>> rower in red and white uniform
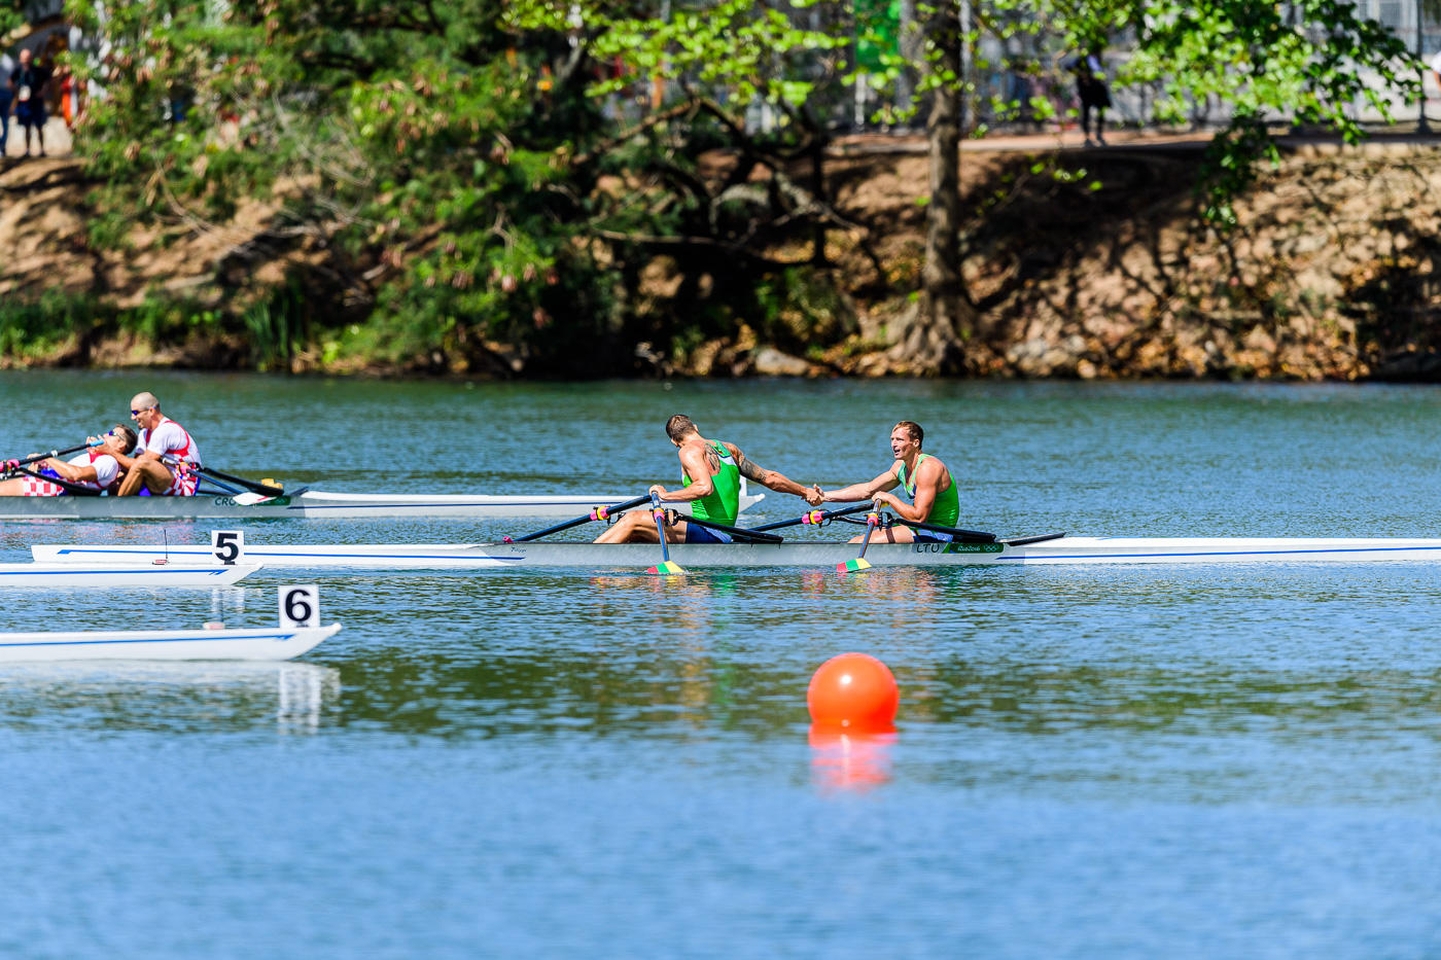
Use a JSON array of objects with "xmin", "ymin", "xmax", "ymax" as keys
[
  {"xmin": 114, "ymin": 392, "xmax": 204, "ymax": 497},
  {"xmin": 0, "ymin": 425, "xmax": 139, "ymax": 496}
]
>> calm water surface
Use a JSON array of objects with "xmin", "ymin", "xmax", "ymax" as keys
[{"xmin": 1, "ymin": 371, "xmax": 1440, "ymax": 957}]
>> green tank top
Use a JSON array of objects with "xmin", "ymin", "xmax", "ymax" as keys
[
  {"xmin": 896, "ymin": 453, "xmax": 959, "ymax": 527},
  {"xmin": 682, "ymin": 440, "xmax": 741, "ymax": 525}
]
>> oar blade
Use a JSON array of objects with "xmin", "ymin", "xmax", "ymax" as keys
[
  {"xmin": 646, "ymin": 494, "xmax": 685, "ymax": 575},
  {"xmin": 837, "ymin": 507, "xmax": 881, "ymax": 574}
]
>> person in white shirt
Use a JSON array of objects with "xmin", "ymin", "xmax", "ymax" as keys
[
  {"xmin": 0, "ymin": 425, "xmax": 138, "ymax": 496},
  {"xmin": 113, "ymin": 392, "xmax": 204, "ymax": 496}
]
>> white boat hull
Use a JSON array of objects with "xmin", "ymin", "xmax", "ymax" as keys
[
  {"xmin": 35, "ymin": 544, "xmax": 511, "ymax": 569},
  {"xmin": 0, "ymin": 484, "xmax": 764, "ymax": 521},
  {"xmin": 31, "ymin": 536, "xmax": 1441, "ymax": 569},
  {"xmin": 0, "ymin": 623, "xmax": 340, "ymax": 661},
  {"xmin": 0, "ymin": 563, "xmax": 260, "ymax": 587}
]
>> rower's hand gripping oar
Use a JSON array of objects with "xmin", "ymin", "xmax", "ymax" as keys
[
  {"xmin": 3, "ymin": 438, "xmax": 104, "ymax": 474},
  {"xmin": 838, "ymin": 503, "xmax": 882, "ymax": 573},
  {"xmin": 647, "ymin": 492, "xmax": 685, "ymax": 576},
  {"xmin": 504, "ymin": 494, "xmax": 653, "ymax": 543}
]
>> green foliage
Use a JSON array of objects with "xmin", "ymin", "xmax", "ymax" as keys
[
  {"xmin": 67, "ymin": 0, "xmax": 620, "ymax": 371},
  {"xmin": 572, "ymin": 0, "xmax": 848, "ymax": 111},
  {"xmin": 881, "ymin": 0, "xmax": 1414, "ymax": 227},
  {"xmin": 0, "ymin": 290, "xmax": 107, "ymax": 359},
  {"xmin": 0, "ymin": 0, "xmax": 24, "ymax": 39},
  {"xmin": 1114, "ymin": 0, "xmax": 1413, "ymax": 224},
  {"xmin": 116, "ymin": 295, "xmax": 221, "ymax": 342},
  {"xmin": 242, "ymin": 280, "xmax": 307, "ymax": 371},
  {"xmin": 752, "ymin": 267, "xmax": 850, "ymax": 348}
]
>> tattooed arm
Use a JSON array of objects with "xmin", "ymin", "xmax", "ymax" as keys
[{"xmin": 725, "ymin": 443, "xmax": 822, "ymax": 505}]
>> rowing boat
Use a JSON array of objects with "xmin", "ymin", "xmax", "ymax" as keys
[
  {"xmin": 0, "ymin": 563, "xmax": 260, "ymax": 587},
  {"xmin": 32, "ymin": 536, "xmax": 1441, "ymax": 569},
  {"xmin": 0, "ymin": 623, "xmax": 339, "ymax": 661},
  {"xmin": 0, "ymin": 482, "xmax": 765, "ymax": 521}
]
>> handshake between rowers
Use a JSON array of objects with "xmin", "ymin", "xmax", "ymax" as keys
[{"xmin": 595, "ymin": 415, "xmax": 959, "ymax": 545}]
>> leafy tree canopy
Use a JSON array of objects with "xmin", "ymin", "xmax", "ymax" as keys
[{"xmin": 60, "ymin": 0, "xmax": 1418, "ymax": 373}]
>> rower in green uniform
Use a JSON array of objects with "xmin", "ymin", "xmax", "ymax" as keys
[
  {"xmin": 818, "ymin": 421, "xmax": 961, "ymax": 543},
  {"xmin": 595, "ymin": 414, "xmax": 821, "ymax": 544}
]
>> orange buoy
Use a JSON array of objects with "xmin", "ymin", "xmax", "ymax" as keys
[{"xmin": 806, "ymin": 653, "xmax": 898, "ymax": 731}]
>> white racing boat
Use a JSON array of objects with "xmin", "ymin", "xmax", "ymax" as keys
[
  {"xmin": 0, "ymin": 623, "xmax": 340, "ymax": 662},
  {"xmin": 31, "ymin": 535, "xmax": 1441, "ymax": 569},
  {"xmin": 0, "ymin": 482, "xmax": 765, "ymax": 521},
  {"xmin": 0, "ymin": 563, "xmax": 259, "ymax": 587}
]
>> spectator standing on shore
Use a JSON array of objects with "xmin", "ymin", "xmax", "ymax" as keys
[
  {"xmin": 0, "ymin": 53, "xmax": 12, "ymax": 160},
  {"xmin": 1070, "ymin": 49, "xmax": 1111, "ymax": 147},
  {"xmin": 11, "ymin": 48, "xmax": 50, "ymax": 158}
]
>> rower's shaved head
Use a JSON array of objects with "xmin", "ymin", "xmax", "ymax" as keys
[
  {"xmin": 665, "ymin": 414, "xmax": 699, "ymax": 443},
  {"xmin": 130, "ymin": 391, "xmax": 160, "ymax": 412}
]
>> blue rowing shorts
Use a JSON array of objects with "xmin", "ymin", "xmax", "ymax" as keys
[{"xmin": 684, "ymin": 523, "xmax": 733, "ymax": 544}]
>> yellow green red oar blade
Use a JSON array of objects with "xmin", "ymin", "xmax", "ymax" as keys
[
  {"xmin": 648, "ymin": 494, "xmax": 685, "ymax": 576},
  {"xmin": 837, "ymin": 507, "xmax": 881, "ymax": 574}
]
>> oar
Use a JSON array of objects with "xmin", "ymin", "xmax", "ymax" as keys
[
  {"xmin": 8, "ymin": 465, "xmax": 103, "ymax": 496},
  {"xmin": 194, "ymin": 464, "xmax": 286, "ymax": 497},
  {"xmin": 887, "ymin": 517, "xmax": 998, "ymax": 544},
  {"xmin": 647, "ymin": 492, "xmax": 684, "ymax": 575},
  {"xmin": 195, "ymin": 475, "xmax": 247, "ymax": 496},
  {"xmin": 503, "ymin": 494, "xmax": 652, "ymax": 543},
  {"xmin": 838, "ymin": 505, "xmax": 882, "ymax": 573},
  {"xmin": 746, "ymin": 502, "xmax": 876, "ymax": 533},
  {"xmin": 161, "ymin": 456, "xmax": 286, "ymax": 497},
  {"xmin": 681, "ymin": 514, "xmax": 784, "ymax": 544},
  {"xmin": 2, "ymin": 438, "xmax": 103, "ymax": 473}
]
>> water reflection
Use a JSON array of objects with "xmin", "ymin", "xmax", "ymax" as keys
[
  {"xmin": 277, "ymin": 663, "xmax": 342, "ymax": 733},
  {"xmin": 808, "ymin": 727, "xmax": 897, "ymax": 793},
  {"xmin": 583, "ymin": 573, "xmax": 735, "ymax": 637},
  {"xmin": 797, "ymin": 567, "xmax": 944, "ymax": 604},
  {"xmin": 0, "ymin": 661, "xmax": 340, "ymax": 735}
]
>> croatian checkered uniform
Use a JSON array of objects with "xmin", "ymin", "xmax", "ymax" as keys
[
  {"xmin": 19, "ymin": 451, "xmax": 122, "ymax": 496},
  {"xmin": 139, "ymin": 417, "xmax": 202, "ymax": 497}
]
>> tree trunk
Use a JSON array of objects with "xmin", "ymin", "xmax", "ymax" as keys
[{"xmin": 888, "ymin": 5, "xmax": 976, "ymax": 374}]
